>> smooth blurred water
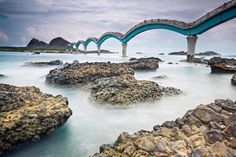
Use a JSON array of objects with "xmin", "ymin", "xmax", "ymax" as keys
[{"xmin": 0, "ymin": 52, "xmax": 235, "ymax": 157}]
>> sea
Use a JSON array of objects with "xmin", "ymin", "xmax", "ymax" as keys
[{"xmin": 0, "ymin": 52, "xmax": 235, "ymax": 157}]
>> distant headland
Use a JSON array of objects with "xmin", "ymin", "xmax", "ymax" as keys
[{"xmin": 0, "ymin": 37, "xmax": 70, "ymax": 52}]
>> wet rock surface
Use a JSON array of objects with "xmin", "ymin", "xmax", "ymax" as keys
[
  {"xmin": 90, "ymin": 75, "xmax": 182, "ymax": 105},
  {"xmin": 93, "ymin": 99, "xmax": 236, "ymax": 157},
  {"xmin": 208, "ymin": 57, "xmax": 236, "ymax": 73},
  {"xmin": 125, "ymin": 57, "xmax": 162, "ymax": 70},
  {"xmin": 232, "ymin": 74, "xmax": 236, "ymax": 85},
  {"xmin": 46, "ymin": 62, "xmax": 134, "ymax": 85},
  {"xmin": 25, "ymin": 60, "xmax": 63, "ymax": 66},
  {"xmin": 0, "ymin": 84, "xmax": 72, "ymax": 154}
]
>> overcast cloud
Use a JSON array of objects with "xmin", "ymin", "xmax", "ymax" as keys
[{"xmin": 0, "ymin": 0, "xmax": 235, "ymax": 54}]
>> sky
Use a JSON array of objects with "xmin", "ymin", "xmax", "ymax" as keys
[{"xmin": 0, "ymin": 0, "xmax": 235, "ymax": 54}]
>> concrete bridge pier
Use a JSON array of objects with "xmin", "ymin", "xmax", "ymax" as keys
[
  {"xmin": 187, "ymin": 35, "xmax": 198, "ymax": 62},
  {"xmin": 122, "ymin": 42, "xmax": 127, "ymax": 57},
  {"xmin": 97, "ymin": 45, "xmax": 101, "ymax": 55}
]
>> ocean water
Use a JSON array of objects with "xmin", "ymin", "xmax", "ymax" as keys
[{"xmin": 0, "ymin": 52, "xmax": 235, "ymax": 157}]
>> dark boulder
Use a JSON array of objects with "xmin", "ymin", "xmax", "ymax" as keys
[{"xmin": 208, "ymin": 57, "xmax": 236, "ymax": 73}]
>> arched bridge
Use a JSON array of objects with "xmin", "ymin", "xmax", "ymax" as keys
[{"xmin": 68, "ymin": 0, "xmax": 236, "ymax": 61}]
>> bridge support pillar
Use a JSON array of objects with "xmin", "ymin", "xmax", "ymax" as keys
[
  {"xmin": 84, "ymin": 46, "xmax": 87, "ymax": 53},
  {"xmin": 122, "ymin": 42, "xmax": 127, "ymax": 57},
  {"xmin": 97, "ymin": 45, "xmax": 101, "ymax": 55},
  {"xmin": 187, "ymin": 35, "xmax": 198, "ymax": 62}
]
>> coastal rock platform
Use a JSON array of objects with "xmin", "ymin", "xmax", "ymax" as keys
[
  {"xmin": 90, "ymin": 75, "xmax": 182, "ymax": 105},
  {"xmin": 93, "ymin": 99, "xmax": 236, "ymax": 157},
  {"xmin": 46, "ymin": 62, "xmax": 134, "ymax": 85},
  {"xmin": 125, "ymin": 57, "xmax": 162, "ymax": 71},
  {"xmin": 0, "ymin": 84, "xmax": 72, "ymax": 154}
]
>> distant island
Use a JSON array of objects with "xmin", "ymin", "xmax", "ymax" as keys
[
  {"xmin": 0, "ymin": 37, "xmax": 118, "ymax": 54},
  {"xmin": 0, "ymin": 37, "xmax": 70, "ymax": 52},
  {"xmin": 168, "ymin": 51, "xmax": 220, "ymax": 56}
]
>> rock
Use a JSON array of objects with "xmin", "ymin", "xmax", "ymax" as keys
[
  {"xmin": 0, "ymin": 74, "xmax": 5, "ymax": 77},
  {"xmin": 25, "ymin": 60, "xmax": 63, "ymax": 66},
  {"xmin": 125, "ymin": 57, "xmax": 162, "ymax": 71},
  {"xmin": 46, "ymin": 62, "xmax": 134, "ymax": 85},
  {"xmin": 168, "ymin": 51, "xmax": 220, "ymax": 56},
  {"xmin": 231, "ymin": 74, "xmax": 236, "ymax": 85},
  {"xmin": 32, "ymin": 51, "xmax": 40, "ymax": 55},
  {"xmin": 168, "ymin": 51, "xmax": 187, "ymax": 55},
  {"xmin": 93, "ymin": 99, "xmax": 236, "ymax": 157},
  {"xmin": 0, "ymin": 83, "xmax": 72, "ymax": 154},
  {"xmin": 134, "ymin": 136, "xmax": 155, "ymax": 152},
  {"xmin": 90, "ymin": 75, "xmax": 182, "ymax": 105},
  {"xmin": 208, "ymin": 57, "xmax": 236, "ymax": 73},
  {"xmin": 152, "ymin": 75, "xmax": 168, "ymax": 80},
  {"xmin": 197, "ymin": 51, "xmax": 220, "ymax": 56},
  {"xmin": 136, "ymin": 52, "xmax": 143, "ymax": 54},
  {"xmin": 158, "ymin": 53, "xmax": 164, "ymax": 55},
  {"xmin": 168, "ymin": 62, "xmax": 173, "ymax": 64}
]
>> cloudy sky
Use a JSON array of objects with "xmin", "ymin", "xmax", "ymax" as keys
[{"xmin": 0, "ymin": 0, "xmax": 235, "ymax": 54}]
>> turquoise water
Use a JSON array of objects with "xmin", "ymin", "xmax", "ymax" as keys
[{"xmin": 0, "ymin": 52, "xmax": 235, "ymax": 157}]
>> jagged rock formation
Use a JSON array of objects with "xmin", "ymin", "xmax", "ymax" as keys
[
  {"xmin": 46, "ymin": 62, "xmax": 134, "ymax": 85},
  {"xmin": 232, "ymin": 74, "xmax": 236, "ymax": 85},
  {"xmin": 49, "ymin": 37, "xmax": 70, "ymax": 48},
  {"xmin": 208, "ymin": 57, "xmax": 236, "ymax": 73},
  {"xmin": 25, "ymin": 60, "xmax": 63, "ymax": 66},
  {"xmin": 93, "ymin": 99, "xmax": 236, "ymax": 157},
  {"xmin": 0, "ymin": 84, "xmax": 72, "ymax": 154},
  {"xmin": 90, "ymin": 75, "xmax": 182, "ymax": 105},
  {"xmin": 26, "ymin": 38, "xmax": 48, "ymax": 48}
]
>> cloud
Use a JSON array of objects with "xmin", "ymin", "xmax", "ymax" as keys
[
  {"xmin": 0, "ymin": 0, "xmax": 235, "ymax": 54},
  {"xmin": 0, "ymin": 30, "xmax": 8, "ymax": 40}
]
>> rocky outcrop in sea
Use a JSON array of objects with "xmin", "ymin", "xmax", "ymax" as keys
[
  {"xmin": 93, "ymin": 99, "xmax": 236, "ymax": 157},
  {"xmin": 0, "ymin": 74, "xmax": 5, "ymax": 77},
  {"xmin": 46, "ymin": 62, "xmax": 134, "ymax": 85},
  {"xmin": 232, "ymin": 74, "xmax": 236, "ymax": 85},
  {"xmin": 208, "ymin": 57, "xmax": 236, "ymax": 73},
  {"xmin": 25, "ymin": 60, "xmax": 63, "ymax": 66},
  {"xmin": 125, "ymin": 57, "xmax": 162, "ymax": 71},
  {"xmin": 0, "ymin": 84, "xmax": 72, "ymax": 154},
  {"xmin": 90, "ymin": 75, "xmax": 182, "ymax": 105}
]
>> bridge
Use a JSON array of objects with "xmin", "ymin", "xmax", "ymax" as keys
[{"xmin": 68, "ymin": 0, "xmax": 236, "ymax": 61}]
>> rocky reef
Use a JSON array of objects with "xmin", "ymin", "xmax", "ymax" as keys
[
  {"xmin": 125, "ymin": 57, "xmax": 162, "ymax": 71},
  {"xmin": 93, "ymin": 99, "xmax": 236, "ymax": 157},
  {"xmin": 25, "ymin": 60, "xmax": 63, "ymax": 66},
  {"xmin": 208, "ymin": 57, "xmax": 236, "ymax": 73},
  {"xmin": 90, "ymin": 75, "xmax": 182, "ymax": 105},
  {"xmin": 0, "ymin": 84, "xmax": 72, "ymax": 154},
  {"xmin": 46, "ymin": 62, "xmax": 134, "ymax": 85},
  {"xmin": 232, "ymin": 74, "xmax": 236, "ymax": 85}
]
